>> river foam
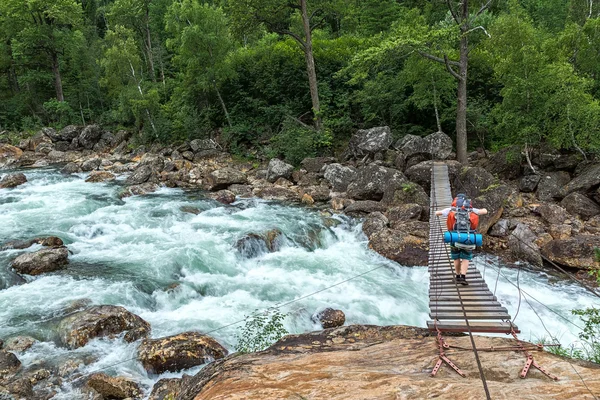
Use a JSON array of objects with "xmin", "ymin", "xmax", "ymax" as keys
[{"xmin": 0, "ymin": 168, "xmax": 596, "ymax": 398}]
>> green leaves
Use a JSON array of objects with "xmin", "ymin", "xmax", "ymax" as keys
[{"xmin": 235, "ymin": 308, "xmax": 288, "ymax": 353}]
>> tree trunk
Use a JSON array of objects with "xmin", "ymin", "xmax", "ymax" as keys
[
  {"xmin": 456, "ymin": 7, "xmax": 469, "ymax": 165},
  {"xmin": 51, "ymin": 51, "xmax": 65, "ymax": 102},
  {"xmin": 300, "ymin": 0, "xmax": 322, "ymax": 131},
  {"xmin": 214, "ymin": 80, "xmax": 232, "ymax": 129},
  {"xmin": 145, "ymin": 5, "xmax": 156, "ymax": 82}
]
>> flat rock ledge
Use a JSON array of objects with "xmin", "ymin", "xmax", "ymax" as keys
[{"xmin": 176, "ymin": 324, "xmax": 600, "ymax": 400}]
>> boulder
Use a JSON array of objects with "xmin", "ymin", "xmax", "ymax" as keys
[
  {"xmin": 330, "ymin": 197, "xmax": 354, "ymax": 211},
  {"xmin": 149, "ymin": 378, "xmax": 182, "ymax": 400},
  {"xmin": 228, "ymin": 184, "xmax": 253, "ymax": 197},
  {"xmin": 78, "ymin": 125, "xmax": 102, "ymax": 150},
  {"xmin": 212, "ymin": 189, "xmax": 236, "ymax": 205},
  {"xmin": 473, "ymin": 184, "xmax": 512, "ymax": 234},
  {"xmin": 85, "ymin": 171, "xmax": 115, "ymax": 183},
  {"xmin": 58, "ymin": 305, "xmax": 150, "ymax": 349},
  {"xmin": 297, "ymin": 172, "xmax": 321, "ymax": 187},
  {"xmin": 561, "ymin": 163, "xmax": 600, "ymax": 197},
  {"xmin": 561, "ymin": 192, "xmax": 600, "ymax": 220},
  {"xmin": 86, "ymin": 373, "xmax": 142, "ymax": 399},
  {"xmin": 554, "ymin": 153, "xmax": 583, "ymax": 171},
  {"xmin": 519, "ymin": 175, "xmax": 541, "ymax": 193},
  {"xmin": 1, "ymin": 236, "xmax": 63, "ymax": 250},
  {"xmin": 137, "ymin": 332, "xmax": 228, "ymax": 374},
  {"xmin": 35, "ymin": 141, "xmax": 54, "ymax": 154},
  {"xmin": 0, "ymin": 173, "xmax": 27, "ymax": 189},
  {"xmin": 489, "ymin": 219, "xmax": 509, "ymax": 237},
  {"xmin": 344, "ymin": 200, "xmax": 386, "ymax": 216},
  {"xmin": 346, "ymin": 126, "xmax": 393, "ymax": 159},
  {"xmin": 368, "ymin": 228, "xmax": 428, "ymax": 266},
  {"xmin": 181, "ymin": 206, "xmax": 202, "ymax": 215},
  {"xmin": 11, "ymin": 247, "xmax": 69, "ymax": 275},
  {"xmin": 120, "ymin": 182, "xmax": 159, "ymax": 198},
  {"xmin": 0, "ymin": 144, "xmax": 23, "ymax": 168},
  {"xmin": 0, "ymin": 350, "xmax": 21, "ymax": 377},
  {"xmin": 27, "ymin": 131, "xmax": 52, "ymax": 151},
  {"xmin": 235, "ymin": 230, "xmax": 283, "ymax": 257},
  {"xmin": 207, "ymin": 168, "xmax": 247, "ymax": 191},
  {"xmin": 61, "ymin": 162, "xmax": 81, "ymax": 174},
  {"xmin": 381, "ymin": 182, "xmax": 429, "ymax": 215},
  {"xmin": 386, "ymin": 204, "xmax": 422, "ymax": 229},
  {"xmin": 300, "ymin": 157, "xmax": 336, "ymax": 173},
  {"xmin": 361, "ymin": 212, "xmax": 389, "ymax": 238},
  {"xmin": 266, "ymin": 159, "xmax": 294, "ymax": 183},
  {"xmin": 537, "ymin": 171, "xmax": 571, "ymax": 201},
  {"xmin": 190, "ymin": 138, "xmax": 217, "ymax": 152},
  {"xmin": 81, "ymin": 158, "xmax": 101, "ymax": 172},
  {"xmin": 395, "ymin": 134, "xmax": 426, "ymax": 158},
  {"xmin": 182, "ymin": 151, "xmax": 194, "ymax": 161},
  {"xmin": 508, "ymin": 223, "xmax": 542, "ymax": 267},
  {"xmin": 394, "ymin": 152, "xmax": 407, "ymax": 171},
  {"xmin": 301, "ymin": 186, "xmax": 330, "ymax": 202},
  {"xmin": 3, "ymin": 337, "xmax": 35, "ymax": 353},
  {"xmin": 312, "ymin": 308, "xmax": 345, "ymax": 329},
  {"xmin": 58, "ymin": 125, "xmax": 82, "ymax": 141},
  {"xmin": 485, "ymin": 146, "xmax": 522, "ymax": 180},
  {"xmin": 323, "ymin": 163, "xmax": 357, "ymax": 192},
  {"xmin": 454, "ymin": 167, "xmax": 496, "ymax": 199},
  {"xmin": 139, "ymin": 153, "xmax": 165, "ymax": 172},
  {"xmin": 536, "ymin": 203, "xmax": 570, "ymax": 225},
  {"xmin": 548, "ymin": 224, "xmax": 572, "ymax": 240},
  {"xmin": 126, "ymin": 165, "xmax": 154, "ymax": 185},
  {"xmin": 347, "ymin": 165, "xmax": 405, "ymax": 201},
  {"xmin": 541, "ymin": 236, "xmax": 600, "ymax": 269},
  {"xmin": 423, "ymin": 131, "xmax": 453, "ymax": 160},
  {"xmin": 253, "ymin": 185, "xmax": 299, "ymax": 202},
  {"xmin": 47, "ymin": 149, "xmax": 67, "ymax": 162}
]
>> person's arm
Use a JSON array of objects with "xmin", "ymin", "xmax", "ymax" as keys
[
  {"xmin": 474, "ymin": 208, "xmax": 488, "ymax": 215},
  {"xmin": 435, "ymin": 207, "xmax": 451, "ymax": 216}
]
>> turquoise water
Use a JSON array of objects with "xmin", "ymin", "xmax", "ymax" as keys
[{"xmin": 0, "ymin": 168, "xmax": 596, "ymax": 398}]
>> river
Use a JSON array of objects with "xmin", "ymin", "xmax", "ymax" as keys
[{"xmin": 0, "ymin": 168, "xmax": 597, "ymax": 398}]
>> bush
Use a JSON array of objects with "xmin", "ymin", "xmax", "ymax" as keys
[
  {"xmin": 235, "ymin": 308, "xmax": 288, "ymax": 354},
  {"xmin": 269, "ymin": 119, "xmax": 333, "ymax": 166}
]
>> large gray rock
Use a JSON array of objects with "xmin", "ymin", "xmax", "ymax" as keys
[
  {"xmin": 139, "ymin": 153, "xmax": 165, "ymax": 172},
  {"xmin": 508, "ymin": 223, "xmax": 542, "ymax": 267},
  {"xmin": 78, "ymin": 125, "xmax": 102, "ymax": 150},
  {"xmin": 344, "ymin": 200, "xmax": 387, "ymax": 216},
  {"xmin": 541, "ymin": 237, "xmax": 600, "ymax": 269},
  {"xmin": 561, "ymin": 164, "xmax": 600, "ymax": 197},
  {"xmin": 0, "ymin": 349, "xmax": 21, "ymax": 377},
  {"xmin": 423, "ymin": 132, "xmax": 453, "ymax": 160},
  {"xmin": 11, "ymin": 247, "xmax": 69, "ymax": 276},
  {"xmin": 0, "ymin": 173, "xmax": 27, "ymax": 189},
  {"xmin": 58, "ymin": 305, "xmax": 150, "ymax": 349},
  {"xmin": 311, "ymin": 308, "xmax": 345, "ymax": 329},
  {"xmin": 323, "ymin": 163, "xmax": 357, "ymax": 192},
  {"xmin": 386, "ymin": 204, "xmax": 422, "ymax": 229},
  {"xmin": 137, "ymin": 332, "xmax": 228, "ymax": 374},
  {"xmin": 536, "ymin": 171, "xmax": 571, "ymax": 201},
  {"xmin": 381, "ymin": 182, "xmax": 429, "ymax": 212},
  {"xmin": 361, "ymin": 212, "xmax": 389, "ymax": 238},
  {"xmin": 454, "ymin": 167, "xmax": 496, "ymax": 199},
  {"xmin": 149, "ymin": 378, "xmax": 182, "ymax": 400},
  {"xmin": 86, "ymin": 373, "xmax": 142, "ymax": 399},
  {"xmin": 266, "ymin": 159, "xmax": 294, "ymax": 183},
  {"xmin": 300, "ymin": 157, "xmax": 336, "ymax": 173},
  {"xmin": 126, "ymin": 165, "xmax": 154, "ymax": 185},
  {"xmin": 485, "ymin": 146, "xmax": 522, "ymax": 180},
  {"xmin": 395, "ymin": 134, "xmax": 427, "ymax": 158},
  {"xmin": 0, "ymin": 144, "xmax": 23, "ymax": 168},
  {"xmin": 474, "ymin": 185, "xmax": 513, "ymax": 234},
  {"xmin": 81, "ymin": 158, "xmax": 101, "ymax": 172},
  {"xmin": 519, "ymin": 175, "xmax": 541, "ymax": 193},
  {"xmin": 59, "ymin": 125, "xmax": 83, "ymax": 141},
  {"xmin": 489, "ymin": 219, "xmax": 510, "ymax": 237},
  {"xmin": 347, "ymin": 126, "xmax": 393, "ymax": 158},
  {"xmin": 368, "ymin": 228, "xmax": 428, "ymax": 266},
  {"xmin": 347, "ymin": 165, "xmax": 405, "ymax": 201},
  {"xmin": 207, "ymin": 168, "xmax": 247, "ymax": 191},
  {"xmin": 190, "ymin": 139, "xmax": 217, "ymax": 152},
  {"xmin": 536, "ymin": 203, "xmax": 570, "ymax": 225},
  {"xmin": 561, "ymin": 192, "xmax": 600, "ymax": 220}
]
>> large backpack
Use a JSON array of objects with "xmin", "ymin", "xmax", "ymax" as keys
[{"xmin": 446, "ymin": 196, "xmax": 479, "ymax": 250}]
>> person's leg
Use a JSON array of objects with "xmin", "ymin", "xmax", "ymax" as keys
[
  {"xmin": 454, "ymin": 259, "xmax": 460, "ymax": 274},
  {"xmin": 460, "ymin": 259, "xmax": 469, "ymax": 275}
]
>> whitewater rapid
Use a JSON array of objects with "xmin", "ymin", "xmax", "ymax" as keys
[{"xmin": 0, "ymin": 168, "xmax": 596, "ymax": 398}]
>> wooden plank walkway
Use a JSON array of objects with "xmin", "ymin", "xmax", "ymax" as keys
[{"xmin": 427, "ymin": 162, "xmax": 519, "ymax": 334}]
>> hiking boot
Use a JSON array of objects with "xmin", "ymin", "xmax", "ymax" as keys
[
  {"xmin": 459, "ymin": 275, "xmax": 469, "ymax": 286},
  {"xmin": 453, "ymin": 275, "xmax": 463, "ymax": 284}
]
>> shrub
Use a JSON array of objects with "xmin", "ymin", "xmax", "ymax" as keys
[{"xmin": 235, "ymin": 308, "xmax": 288, "ymax": 354}]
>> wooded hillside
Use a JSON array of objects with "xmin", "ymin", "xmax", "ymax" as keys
[{"xmin": 1, "ymin": 0, "xmax": 600, "ymax": 163}]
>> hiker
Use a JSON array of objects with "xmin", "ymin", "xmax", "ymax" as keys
[{"xmin": 435, "ymin": 194, "xmax": 488, "ymax": 286}]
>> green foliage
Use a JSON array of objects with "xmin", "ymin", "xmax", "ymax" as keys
[
  {"xmin": 235, "ymin": 308, "xmax": 288, "ymax": 354},
  {"xmin": 269, "ymin": 119, "xmax": 333, "ymax": 166},
  {"xmin": 42, "ymin": 99, "xmax": 75, "ymax": 126},
  {"xmin": 571, "ymin": 307, "xmax": 600, "ymax": 363}
]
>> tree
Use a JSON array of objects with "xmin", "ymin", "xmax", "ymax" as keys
[
  {"xmin": 166, "ymin": 0, "xmax": 234, "ymax": 128},
  {"xmin": 418, "ymin": 0, "xmax": 493, "ymax": 164},
  {"xmin": 0, "ymin": 0, "xmax": 84, "ymax": 102},
  {"xmin": 229, "ymin": 0, "xmax": 341, "ymax": 131}
]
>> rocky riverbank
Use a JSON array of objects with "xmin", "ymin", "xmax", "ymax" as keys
[
  {"xmin": 1, "ymin": 125, "xmax": 599, "ymax": 271},
  {"xmin": 1, "ymin": 125, "xmax": 600, "ymax": 398}
]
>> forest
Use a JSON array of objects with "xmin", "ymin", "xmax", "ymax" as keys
[{"xmin": 1, "ymin": 0, "xmax": 600, "ymax": 164}]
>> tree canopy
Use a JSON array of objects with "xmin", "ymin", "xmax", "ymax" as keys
[{"xmin": 1, "ymin": 0, "xmax": 599, "ymax": 161}]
